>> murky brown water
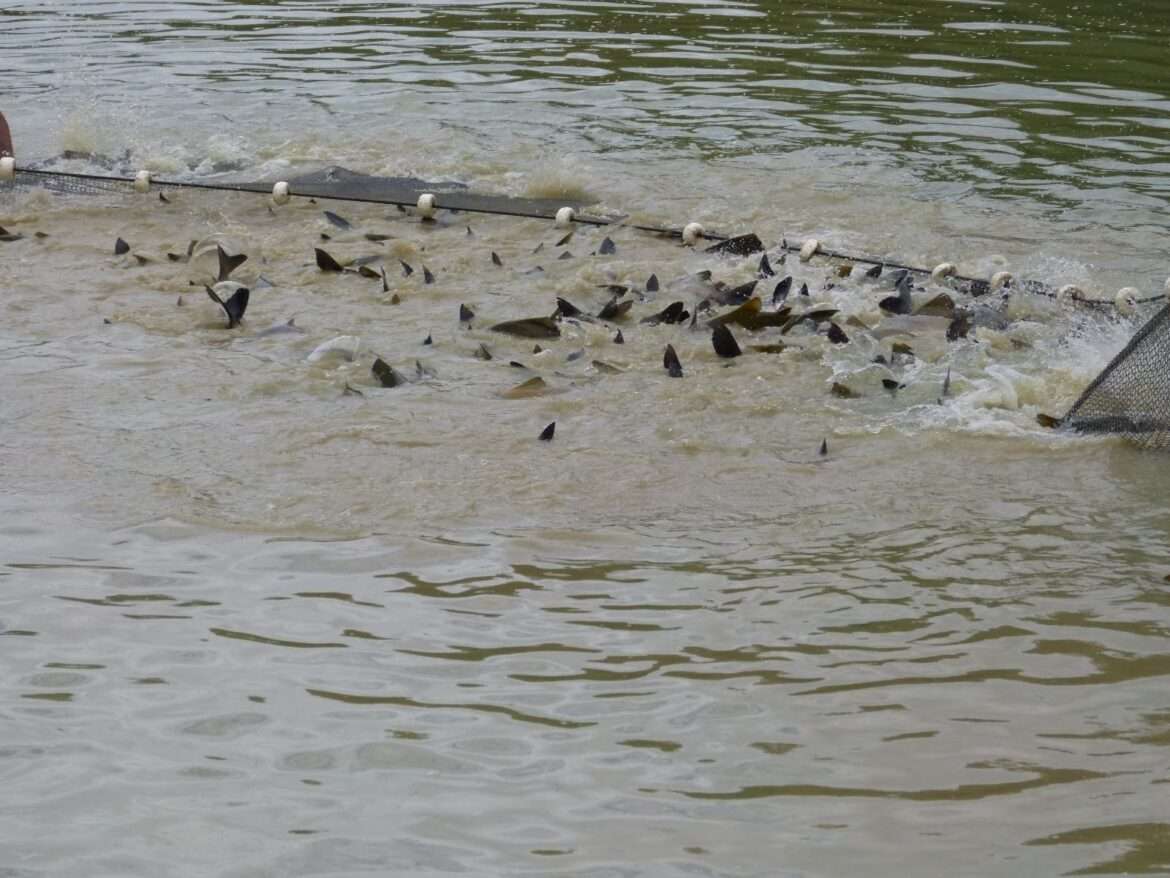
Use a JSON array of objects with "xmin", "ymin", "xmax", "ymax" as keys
[{"xmin": 4, "ymin": 2, "xmax": 1170, "ymax": 876}]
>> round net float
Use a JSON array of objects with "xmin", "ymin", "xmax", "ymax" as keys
[
  {"xmin": 799, "ymin": 238, "xmax": 820, "ymax": 262},
  {"xmin": 682, "ymin": 222, "xmax": 705, "ymax": 246},
  {"xmin": 133, "ymin": 170, "xmax": 151, "ymax": 193},
  {"xmin": 0, "ymin": 156, "xmax": 14, "ymax": 180},
  {"xmin": 931, "ymin": 262, "xmax": 957, "ymax": 282},
  {"xmin": 1115, "ymin": 287, "xmax": 1139, "ymax": 316},
  {"xmin": 554, "ymin": 206, "xmax": 575, "ymax": 229},
  {"xmin": 416, "ymin": 193, "xmax": 437, "ymax": 219},
  {"xmin": 1057, "ymin": 284, "xmax": 1085, "ymax": 303},
  {"xmin": 271, "ymin": 181, "xmax": 291, "ymax": 205},
  {"xmin": 990, "ymin": 271, "xmax": 1014, "ymax": 291},
  {"xmin": 1165, "ymin": 277, "xmax": 1170, "ymax": 301}
]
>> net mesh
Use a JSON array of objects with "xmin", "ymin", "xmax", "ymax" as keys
[{"xmin": 1062, "ymin": 303, "xmax": 1170, "ymax": 448}]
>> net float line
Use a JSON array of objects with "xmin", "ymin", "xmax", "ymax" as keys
[{"xmin": 5, "ymin": 163, "xmax": 1167, "ymax": 313}]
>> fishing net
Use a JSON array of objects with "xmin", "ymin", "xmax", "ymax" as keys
[
  {"xmin": 3, "ymin": 163, "xmax": 587, "ymax": 218},
  {"xmin": 1061, "ymin": 303, "xmax": 1170, "ymax": 447}
]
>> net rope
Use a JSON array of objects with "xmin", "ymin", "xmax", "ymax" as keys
[{"xmin": 3, "ymin": 165, "xmax": 1164, "ymax": 311}]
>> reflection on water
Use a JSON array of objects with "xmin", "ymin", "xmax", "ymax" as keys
[{"xmin": 4, "ymin": 1, "xmax": 1170, "ymax": 875}]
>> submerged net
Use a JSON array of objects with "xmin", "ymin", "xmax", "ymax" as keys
[{"xmin": 1062, "ymin": 303, "xmax": 1170, "ymax": 448}]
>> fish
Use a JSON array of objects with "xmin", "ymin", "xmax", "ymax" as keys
[
  {"xmin": 827, "ymin": 323, "xmax": 850, "ymax": 344},
  {"xmin": 882, "ymin": 378, "xmax": 904, "ymax": 395},
  {"xmin": 819, "ymin": 439, "xmax": 828, "ymax": 456},
  {"xmin": 598, "ymin": 236, "xmax": 617, "ymax": 255},
  {"xmin": 646, "ymin": 273, "xmax": 660, "ymax": 293},
  {"xmin": 460, "ymin": 304, "xmax": 475, "ymax": 322},
  {"xmin": 213, "ymin": 245, "xmax": 247, "ymax": 282},
  {"xmin": 365, "ymin": 232, "xmax": 392, "ymax": 242},
  {"xmin": 597, "ymin": 297, "xmax": 633, "ymax": 321},
  {"xmin": 592, "ymin": 360, "xmax": 622, "ymax": 374},
  {"xmin": 474, "ymin": 343, "xmax": 493, "ymax": 361},
  {"xmin": 204, "ymin": 284, "xmax": 249, "ymax": 328},
  {"xmin": 942, "ymin": 367, "xmax": 951, "ymax": 398},
  {"xmin": 491, "ymin": 251, "xmax": 503, "ymax": 267},
  {"xmin": 555, "ymin": 232, "xmax": 572, "ymax": 247},
  {"xmin": 422, "ymin": 334, "xmax": 433, "ymax": 345},
  {"xmin": 799, "ymin": 283, "xmax": 809, "ymax": 298},
  {"xmin": 114, "ymin": 237, "xmax": 130, "ymax": 255},
  {"xmin": 865, "ymin": 263, "xmax": 883, "ymax": 279},
  {"xmin": 946, "ymin": 313, "xmax": 972, "ymax": 341},
  {"xmin": 503, "ymin": 377, "xmax": 549, "ymax": 399},
  {"xmin": 915, "ymin": 293, "xmax": 956, "ymax": 319},
  {"xmin": 781, "ymin": 307, "xmax": 839, "ymax": 335},
  {"xmin": 357, "ymin": 264, "xmax": 381, "ymax": 279},
  {"xmin": 758, "ymin": 254, "xmax": 775, "ymax": 278},
  {"xmin": 400, "ymin": 259, "xmax": 414, "ymax": 277},
  {"xmin": 711, "ymin": 324, "xmax": 742, "ymax": 358},
  {"xmin": 1036, "ymin": 413, "xmax": 1062, "ymax": 429},
  {"xmin": 772, "ymin": 276, "xmax": 792, "ymax": 306},
  {"xmin": 892, "ymin": 341, "xmax": 914, "ymax": 360},
  {"xmin": 307, "ymin": 335, "xmax": 360, "ymax": 363},
  {"xmin": 490, "ymin": 317, "xmax": 561, "ymax": 339},
  {"xmin": 711, "ymin": 280, "xmax": 759, "ymax": 307},
  {"xmin": 539, "ymin": 422, "xmax": 556, "ymax": 441},
  {"xmin": 614, "ymin": 329, "xmax": 625, "ymax": 344},
  {"xmin": 324, "ymin": 210, "xmax": 351, "ymax": 230},
  {"xmin": 831, "ymin": 382, "xmax": 859, "ymax": 399},
  {"xmin": 558, "ymin": 251, "xmax": 573, "ymax": 260},
  {"xmin": 705, "ymin": 233, "xmax": 763, "ymax": 257},
  {"xmin": 641, "ymin": 301, "xmax": 690, "ymax": 326},
  {"xmin": 254, "ymin": 318, "xmax": 305, "ymax": 338},
  {"xmin": 555, "ymin": 298, "xmax": 585, "ymax": 320},
  {"xmin": 663, "ymin": 344, "xmax": 683, "ymax": 377},
  {"xmin": 879, "ymin": 272, "xmax": 914, "ymax": 315},
  {"xmin": 159, "ymin": 191, "xmax": 170, "ymax": 204},
  {"xmin": 371, "ymin": 357, "xmax": 407, "ymax": 388},
  {"xmin": 837, "ymin": 263, "xmax": 854, "ymax": 278},
  {"xmin": 423, "ymin": 266, "xmax": 435, "ymax": 285},
  {"xmin": 315, "ymin": 247, "xmax": 346, "ymax": 272},
  {"xmin": 708, "ymin": 297, "xmax": 791, "ymax": 331}
]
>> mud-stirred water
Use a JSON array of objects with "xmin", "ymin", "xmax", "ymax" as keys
[{"xmin": 3, "ymin": 3, "xmax": 1170, "ymax": 876}]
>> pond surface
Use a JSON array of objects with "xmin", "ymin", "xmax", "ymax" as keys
[{"xmin": 3, "ymin": 2, "xmax": 1170, "ymax": 875}]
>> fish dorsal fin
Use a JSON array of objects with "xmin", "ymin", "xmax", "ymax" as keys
[{"xmin": 216, "ymin": 244, "xmax": 248, "ymax": 282}]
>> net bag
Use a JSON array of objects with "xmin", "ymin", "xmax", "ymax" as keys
[{"xmin": 1061, "ymin": 303, "xmax": 1170, "ymax": 448}]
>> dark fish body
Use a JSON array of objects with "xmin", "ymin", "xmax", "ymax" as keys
[
  {"xmin": 205, "ymin": 285, "xmax": 249, "ymax": 328},
  {"xmin": 711, "ymin": 324, "xmax": 742, "ymax": 358},
  {"xmin": 827, "ymin": 323, "xmax": 849, "ymax": 344},
  {"xmin": 490, "ymin": 317, "xmax": 562, "ymax": 339},
  {"xmin": 711, "ymin": 280, "xmax": 758, "ymax": 306},
  {"xmin": 315, "ymin": 247, "xmax": 345, "ymax": 272},
  {"xmin": 400, "ymin": 259, "xmax": 413, "ymax": 277},
  {"xmin": 646, "ymin": 273, "xmax": 660, "ymax": 293},
  {"xmin": 819, "ymin": 439, "xmax": 828, "ymax": 456},
  {"xmin": 946, "ymin": 313, "xmax": 972, "ymax": 341},
  {"xmin": 114, "ymin": 237, "xmax": 130, "ymax": 255},
  {"xmin": 460, "ymin": 304, "xmax": 475, "ymax": 322},
  {"xmin": 539, "ymin": 422, "xmax": 556, "ymax": 441},
  {"xmin": 865, "ymin": 263, "xmax": 883, "ymax": 279},
  {"xmin": 555, "ymin": 297, "xmax": 583, "ymax": 319},
  {"xmin": 758, "ymin": 254, "xmax": 775, "ymax": 278},
  {"xmin": 423, "ymin": 266, "xmax": 435, "ymax": 285},
  {"xmin": 641, "ymin": 301, "xmax": 689, "ymax": 326},
  {"xmin": 831, "ymin": 382, "xmax": 859, "ymax": 399},
  {"xmin": 614, "ymin": 329, "xmax": 625, "ymax": 344},
  {"xmin": 705, "ymin": 233, "xmax": 764, "ymax": 257},
  {"xmin": 491, "ymin": 251, "xmax": 503, "ymax": 267},
  {"xmin": 663, "ymin": 344, "xmax": 683, "ymax": 377},
  {"xmin": 597, "ymin": 297, "xmax": 633, "ymax": 321},
  {"xmin": 598, "ymin": 237, "xmax": 616, "ymax": 255},
  {"xmin": 772, "ymin": 276, "xmax": 792, "ymax": 306},
  {"xmin": 323, "ymin": 210, "xmax": 352, "ymax": 230},
  {"xmin": 371, "ymin": 357, "xmax": 406, "ymax": 388}
]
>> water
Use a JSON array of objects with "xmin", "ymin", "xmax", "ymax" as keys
[{"xmin": 3, "ymin": 3, "xmax": 1170, "ymax": 875}]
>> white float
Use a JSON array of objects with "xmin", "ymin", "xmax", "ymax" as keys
[
  {"xmin": 799, "ymin": 238, "xmax": 820, "ymax": 262},
  {"xmin": 0, "ymin": 156, "xmax": 14, "ymax": 180},
  {"xmin": 133, "ymin": 170, "xmax": 151, "ymax": 193},
  {"xmin": 271, "ymin": 181, "xmax": 291, "ymax": 205},
  {"xmin": 416, "ymin": 193, "xmax": 437, "ymax": 219},
  {"xmin": 682, "ymin": 222, "xmax": 705, "ymax": 246},
  {"xmin": 555, "ymin": 206, "xmax": 575, "ymax": 229},
  {"xmin": 931, "ymin": 262, "xmax": 957, "ymax": 282},
  {"xmin": 1115, "ymin": 287, "xmax": 1139, "ymax": 316},
  {"xmin": 990, "ymin": 271, "xmax": 1013, "ymax": 292}
]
